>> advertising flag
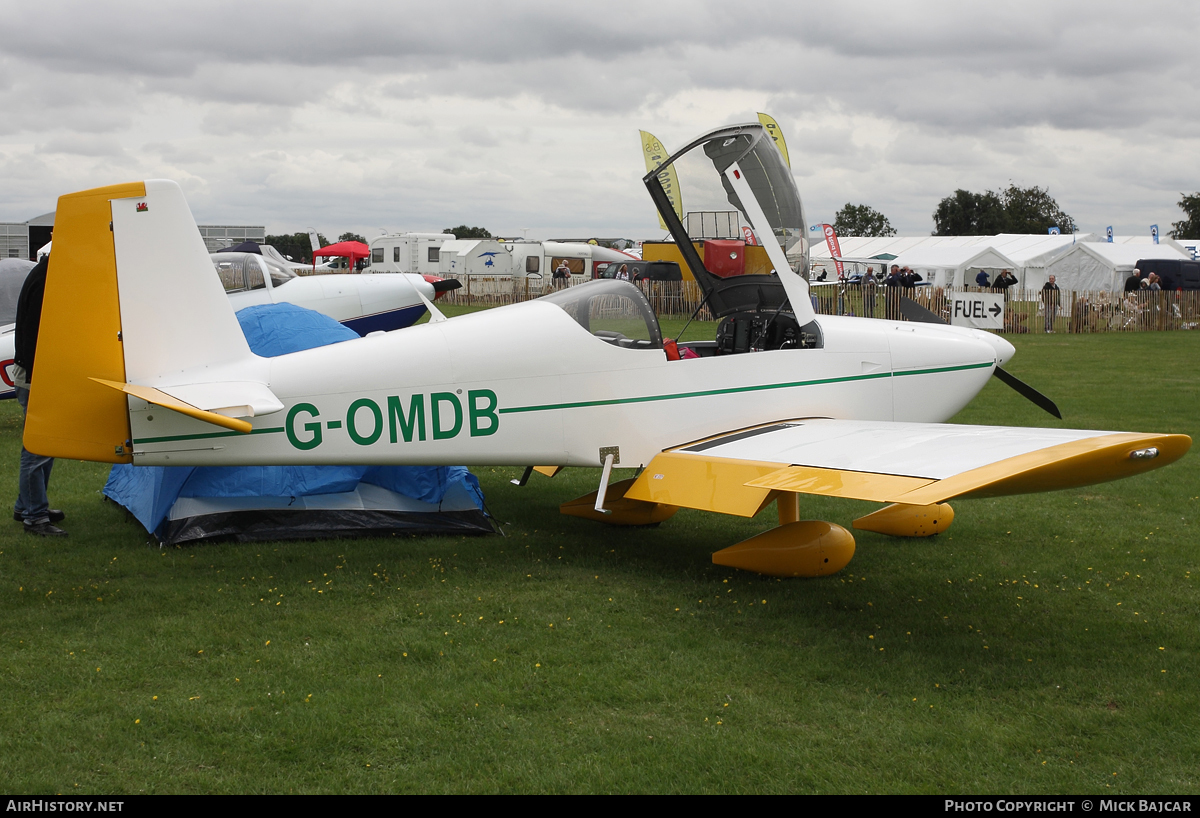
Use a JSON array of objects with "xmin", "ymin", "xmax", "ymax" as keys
[
  {"xmin": 640, "ymin": 131, "xmax": 682, "ymax": 232},
  {"xmin": 1048, "ymin": 226, "xmax": 1060, "ymax": 235},
  {"xmin": 1106, "ymin": 226, "xmax": 1113, "ymax": 242},
  {"xmin": 756, "ymin": 113, "xmax": 791, "ymax": 168},
  {"xmin": 821, "ymin": 224, "xmax": 844, "ymax": 279},
  {"xmin": 1151, "ymin": 224, "xmax": 1159, "ymax": 244}
]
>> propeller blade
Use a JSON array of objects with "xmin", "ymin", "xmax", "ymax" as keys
[
  {"xmin": 993, "ymin": 366, "xmax": 1062, "ymax": 419},
  {"xmin": 430, "ymin": 278, "xmax": 462, "ymax": 293},
  {"xmin": 899, "ymin": 297, "xmax": 1061, "ymax": 418},
  {"xmin": 898, "ymin": 297, "xmax": 947, "ymax": 325}
]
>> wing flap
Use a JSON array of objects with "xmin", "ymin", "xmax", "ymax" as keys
[
  {"xmin": 745, "ymin": 466, "xmax": 935, "ymax": 502},
  {"xmin": 624, "ymin": 451, "xmax": 783, "ymax": 517}
]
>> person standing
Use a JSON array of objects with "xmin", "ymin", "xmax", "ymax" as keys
[
  {"xmin": 12, "ymin": 256, "xmax": 66, "ymax": 537},
  {"xmin": 975, "ymin": 269, "xmax": 991, "ymax": 288},
  {"xmin": 1124, "ymin": 269, "xmax": 1142, "ymax": 292},
  {"xmin": 1041, "ymin": 275, "xmax": 1060, "ymax": 333},
  {"xmin": 884, "ymin": 264, "xmax": 902, "ymax": 320},
  {"xmin": 994, "ymin": 269, "xmax": 1017, "ymax": 297},
  {"xmin": 861, "ymin": 267, "xmax": 877, "ymax": 318},
  {"xmin": 552, "ymin": 259, "xmax": 571, "ymax": 289},
  {"xmin": 900, "ymin": 266, "xmax": 923, "ymax": 290}
]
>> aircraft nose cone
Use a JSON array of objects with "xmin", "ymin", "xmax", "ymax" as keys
[{"xmin": 974, "ymin": 330, "xmax": 1015, "ymax": 365}]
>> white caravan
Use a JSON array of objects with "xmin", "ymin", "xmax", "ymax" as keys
[
  {"xmin": 436, "ymin": 240, "xmax": 629, "ymax": 281},
  {"xmin": 438, "ymin": 239, "xmax": 513, "ymax": 276},
  {"xmin": 502, "ymin": 241, "xmax": 635, "ymax": 280},
  {"xmin": 365, "ymin": 232, "xmax": 456, "ymax": 275}
]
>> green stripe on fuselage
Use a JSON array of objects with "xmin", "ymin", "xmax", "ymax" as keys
[
  {"xmin": 498, "ymin": 362, "xmax": 993, "ymax": 415},
  {"xmin": 132, "ymin": 426, "xmax": 286, "ymax": 445}
]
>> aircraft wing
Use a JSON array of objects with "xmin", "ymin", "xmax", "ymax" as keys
[{"xmin": 624, "ymin": 419, "xmax": 1190, "ymax": 516}]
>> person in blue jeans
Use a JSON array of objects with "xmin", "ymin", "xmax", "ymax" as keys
[
  {"xmin": 1041, "ymin": 275, "xmax": 1061, "ymax": 333},
  {"xmin": 12, "ymin": 255, "xmax": 66, "ymax": 537}
]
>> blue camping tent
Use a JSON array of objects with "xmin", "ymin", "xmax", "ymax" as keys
[{"xmin": 104, "ymin": 303, "xmax": 491, "ymax": 544}]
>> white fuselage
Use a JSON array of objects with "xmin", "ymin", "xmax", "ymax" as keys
[{"xmin": 128, "ymin": 298, "xmax": 1013, "ymax": 469}]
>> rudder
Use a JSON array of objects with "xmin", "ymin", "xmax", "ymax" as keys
[{"xmin": 25, "ymin": 182, "xmax": 144, "ymax": 463}]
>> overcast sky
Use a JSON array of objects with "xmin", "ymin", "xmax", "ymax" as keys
[{"xmin": 2, "ymin": 0, "xmax": 1198, "ymax": 241}]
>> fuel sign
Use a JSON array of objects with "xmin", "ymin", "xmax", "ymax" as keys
[{"xmin": 950, "ymin": 293, "xmax": 1004, "ymax": 330}]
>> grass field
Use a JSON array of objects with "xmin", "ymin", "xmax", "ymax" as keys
[{"xmin": 0, "ymin": 327, "xmax": 1197, "ymax": 794}]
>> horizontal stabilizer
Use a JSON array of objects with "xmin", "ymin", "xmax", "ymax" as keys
[
  {"xmin": 90, "ymin": 378, "xmax": 255, "ymax": 434},
  {"xmin": 156, "ymin": 381, "xmax": 283, "ymax": 419}
]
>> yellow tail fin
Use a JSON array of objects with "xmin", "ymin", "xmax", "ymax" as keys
[{"xmin": 24, "ymin": 182, "xmax": 145, "ymax": 463}]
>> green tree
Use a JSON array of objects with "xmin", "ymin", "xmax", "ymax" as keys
[
  {"xmin": 999, "ymin": 184, "xmax": 1076, "ymax": 234},
  {"xmin": 264, "ymin": 231, "xmax": 329, "ymax": 264},
  {"xmin": 444, "ymin": 225, "xmax": 492, "ymax": 239},
  {"xmin": 932, "ymin": 185, "xmax": 1075, "ymax": 235},
  {"xmin": 832, "ymin": 203, "xmax": 896, "ymax": 237},
  {"xmin": 338, "ymin": 232, "xmax": 367, "ymax": 244},
  {"xmin": 1169, "ymin": 192, "xmax": 1200, "ymax": 239},
  {"xmin": 932, "ymin": 189, "xmax": 1006, "ymax": 235}
]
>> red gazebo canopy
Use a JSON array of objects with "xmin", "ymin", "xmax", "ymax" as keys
[{"xmin": 312, "ymin": 240, "xmax": 370, "ymax": 271}]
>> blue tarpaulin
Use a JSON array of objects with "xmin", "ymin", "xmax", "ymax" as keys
[{"xmin": 104, "ymin": 304, "xmax": 485, "ymax": 540}]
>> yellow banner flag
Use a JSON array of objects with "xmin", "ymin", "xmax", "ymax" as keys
[
  {"xmin": 756, "ymin": 113, "xmax": 791, "ymax": 168},
  {"xmin": 640, "ymin": 130, "xmax": 683, "ymax": 231}
]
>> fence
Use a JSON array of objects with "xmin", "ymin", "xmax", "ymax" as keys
[
  {"xmin": 434, "ymin": 276, "xmax": 1200, "ymax": 333},
  {"xmin": 841, "ymin": 286, "xmax": 1200, "ymax": 333}
]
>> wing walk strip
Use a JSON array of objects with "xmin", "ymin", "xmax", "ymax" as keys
[{"xmin": 625, "ymin": 433, "xmax": 1191, "ymax": 516}]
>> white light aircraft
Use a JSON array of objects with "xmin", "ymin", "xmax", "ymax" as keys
[
  {"xmin": 211, "ymin": 250, "xmax": 448, "ymax": 335},
  {"xmin": 24, "ymin": 126, "xmax": 1190, "ymax": 577},
  {"xmin": 0, "ymin": 246, "xmax": 447, "ymax": 400}
]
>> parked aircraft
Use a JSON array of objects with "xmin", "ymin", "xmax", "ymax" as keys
[
  {"xmin": 0, "ymin": 247, "xmax": 447, "ymax": 400},
  {"xmin": 23, "ymin": 125, "xmax": 1190, "ymax": 577},
  {"xmin": 211, "ymin": 250, "xmax": 445, "ymax": 333}
]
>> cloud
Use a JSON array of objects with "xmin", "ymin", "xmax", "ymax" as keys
[
  {"xmin": 143, "ymin": 141, "xmax": 215, "ymax": 165},
  {"xmin": 36, "ymin": 135, "xmax": 128, "ymax": 158},
  {"xmin": 199, "ymin": 104, "xmax": 295, "ymax": 136},
  {"xmin": 0, "ymin": 1, "xmax": 1197, "ymax": 237}
]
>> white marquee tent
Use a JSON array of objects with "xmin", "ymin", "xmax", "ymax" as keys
[
  {"xmin": 885, "ymin": 246, "xmax": 1020, "ymax": 288},
  {"xmin": 1044, "ymin": 242, "xmax": 1190, "ymax": 291}
]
